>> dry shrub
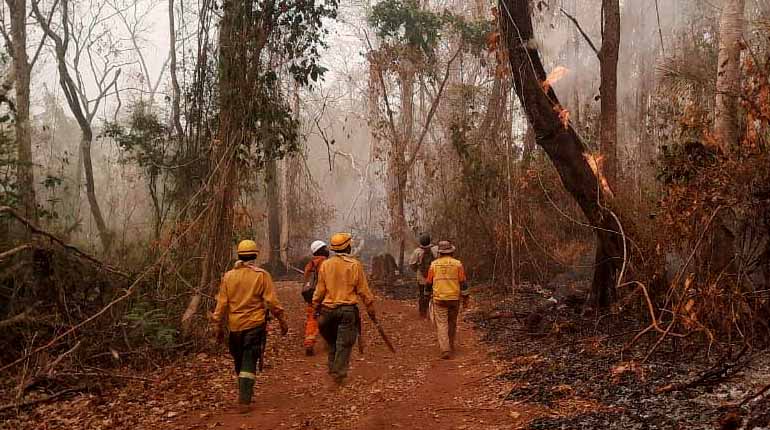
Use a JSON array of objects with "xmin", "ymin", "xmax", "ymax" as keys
[{"xmin": 651, "ymin": 51, "xmax": 770, "ymax": 350}]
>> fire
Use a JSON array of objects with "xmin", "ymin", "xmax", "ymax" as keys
[
  {"xmin": 552, "ymin": 104, "xmax": 571, "ymax": 129},
  {"xmin": 583, "ymin": 152, "xmax": 615, "ymax": 198},
  {"xmin": 542, "ymin": 65, "xmax": 570, "ymax": 92}
]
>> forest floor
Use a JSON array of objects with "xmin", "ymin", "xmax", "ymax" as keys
[{"xmin": 5, "ymin": 280, "xmax": 770, "ymax": 429}]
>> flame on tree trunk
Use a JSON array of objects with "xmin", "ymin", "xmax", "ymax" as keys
[{"xmin": 499, "ymin": 0, "xmax": 628, "ymax": 307}]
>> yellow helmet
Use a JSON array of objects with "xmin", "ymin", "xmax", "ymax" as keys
[
  {"xmin": 236, "ymin": 240, "xmax": 259, "ymax": 256},
  {"xmin": 329, "ymin": 232, "xmax": 352, "ymax": 251}
]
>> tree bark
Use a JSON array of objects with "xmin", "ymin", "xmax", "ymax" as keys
[
  {"xmin": 168, "ymin": 0, "xmax": 184, "ymax": 137},
  {"xmin": 80, "ymin": 131, "xmax": 112, "ymax": 252},
  {"xmin": 279, "ymin": 158, "xmax": 289, "ymax": 269},
  {"xmin": 599, "ymin": 0, "xmax": 620, "ymax": 188},
  {"xmin": 499, "ymin": 0, "xmax": 627, "ymax": 307},
  {"xmin": 265, "ymin": 159, "xmax": 281, "ymax": 270},
  {"xmin": 7, "ymin": 0, "xmax": 37, "ymax": 223},
  {"xmin": 714, "ymin": 0, "xmax": 745, "ymax": 152}
]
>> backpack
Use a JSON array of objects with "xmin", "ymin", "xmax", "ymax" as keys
[
  {"xmin": 301, "ymin": 261, "xmax": 320, "ymax": 304},
  {"xmin": 418, "ymin": 247, "xmax": 435, "ymax": 278}
]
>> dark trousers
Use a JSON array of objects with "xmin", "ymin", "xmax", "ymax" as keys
[
  {"xmin": 318, "ymin": 305, "xmax": 359, "ymax": 378},
  {"xmin": 228, "ymin": 324, "xmax": 266, "ymax": 404},
  {"xmin": 418, "ymin": 284, "xmax": 430, "ymax": 318}
]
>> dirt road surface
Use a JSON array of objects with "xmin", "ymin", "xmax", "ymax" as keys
[{"xmin": 179, "ymin": 281, "xmax": 516, "ymax": 430}]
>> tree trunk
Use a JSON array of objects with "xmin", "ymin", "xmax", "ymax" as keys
[
  {"xmin": 265, "ymin": 159, "xmax": 281, "ymax": 270},
  {"xmin": 599, "ymin": 0, "xmax": 620, "ymax": 189},
  {"xmin": 279, "ymin": 158, "xmax": 289, "ymax": 269},
  {"xmin": 714, "ymin": 0, "xmax": 745, "ymax": 152},
  {"xmin": 500, "ymin": 0, "xmax": 628, "ymax": 307},
  {"xmin": 168, "ymin": 0, "xmax": 184, "ymax": 137},
  {"xmin": 8, "ymin": 0, "xmax": 37, "ymax": 223},
  {"xmin": 393, "ymin": 64, "xmax": 415, "ymax": 271},
  {"xmin": 80, "ymin": 130, "xmax": 112, "ymax": 253}
]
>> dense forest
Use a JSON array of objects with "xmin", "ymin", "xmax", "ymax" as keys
[{"xmin": 1, "ymin": 0, "xmax": 770, "ymax": 428}]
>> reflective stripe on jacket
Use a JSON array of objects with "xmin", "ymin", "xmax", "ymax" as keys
[
  {"xmin": 211, "ymin": 261, "xmax": 284, "ymax": 332},
  {"xmin": 425, "ymin": 256, "xmax": 467, "ymax": 301}
]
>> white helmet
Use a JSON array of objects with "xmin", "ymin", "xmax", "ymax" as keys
[{"xmin": 310, "ymin": 240, "xmax": 327, "ymax": 254}]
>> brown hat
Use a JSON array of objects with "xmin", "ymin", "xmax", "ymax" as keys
[{"xmin": 437, "ymin": 240, "xmax": 456, "ymax": 254}]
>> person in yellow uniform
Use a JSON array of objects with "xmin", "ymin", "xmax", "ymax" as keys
[
  {"xmin": 312, "ymin": 232, "xmax": 376, "ymax": 384},
  {"xmin": 211, "ymin": 240, "xmax": 289, "ymax": 412},
  {"xmin": 425, "ymin": 240, "xmax": 469, "ymax": 359}
]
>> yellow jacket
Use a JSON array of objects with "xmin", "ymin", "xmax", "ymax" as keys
[
  {"xmin": 312, "ymin": 254, "xmax": 375, "ymax": 309},
  {"xmin": 425, "ymin": 256, "xmax": 468, "ymax": 301},
  {"xmin": 211, "ymin": 261, "xmax": 284, "ymax": 332}
]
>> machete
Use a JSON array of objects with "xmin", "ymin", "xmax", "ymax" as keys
[{"xmin": 369, "ymin": 315, "xmax": 396, "ymax": 353}]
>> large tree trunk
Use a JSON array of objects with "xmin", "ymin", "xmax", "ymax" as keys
[
  {"xmin": 8, "ymin": 0, "xmax": 37, "ymax": 223},
  {"xmin": 500, "ymin": 0, "xmax": 628, "ymax": 307},
  {"xmin": 714, "ymin": 0, "xmax": 745, "ymax": 152},
  {"xmin": 599, "ymin": 0, "xmax": 620, "ymax": 189},
  {"xmin": 168, "ymin": 0, "xmax": 184, "ymax": 137}
]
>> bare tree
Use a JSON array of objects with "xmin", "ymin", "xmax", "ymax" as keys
[
  {"xmin": 1, "ymin": 0, "xmax": 50, "ymax": 223},
  {"xmin": 32, "ymin": 0, "xmax": 125, "ymax": 253},
  {"xmin": 714, "ymin": 0, "xmax": 745, "ymax": 151},
  {"xmin": 107, "ymin": 0, "xmax": 170, "ymax": 108}
]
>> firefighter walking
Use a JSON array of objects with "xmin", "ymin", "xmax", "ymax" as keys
[
  {"xmin": 301, "ymin": 240, "xmax": 329, "ymax": 356},
  {"xmin": 408, "ymin": 233, "xmax": 437, "ymax": 318},
  {"xmin": 210, "ymin": 240, "xmax": 289, "ymax": 412},
  {"xmin": 312, "ymin": 232, "xmax": 376, "ymax": 384},
  {"xmin": 425, "ymin": 240, "xmax": 470, "ymax": 359}
]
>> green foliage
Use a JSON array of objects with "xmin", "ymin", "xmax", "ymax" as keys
[
  {"xmin": 368, "ymin": 0, "xmax": 492, "ymax": 57},
  {"xmin": 124, "ymin": 302, "xmax": 177, "ymax": 348},
  {"xmin": 272, "ymin": 0, "xmax": 338, "ymax": 85},
  {"xmin": 103, "ymin": 103, "xmax": 169, "ymax": 176}
]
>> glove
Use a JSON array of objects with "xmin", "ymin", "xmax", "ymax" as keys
[
  {"xmin": 462, "ymin": 296, "xmax": 470, "ymax": 309},
  {"xmin": 279, "ymin": 317, "xmax": 289, "ymax": 336},
  {"xmin": 367, "ymin": 307, "xmax": 377, "ymax": 321}
]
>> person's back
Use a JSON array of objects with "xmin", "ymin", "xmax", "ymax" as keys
[
  {"xmin": 217, "ymin": 261, "xmax": 277, "ymax": 331},
  {"xmin": 315, "ymin": 254, "xmax": 372, "ymax": 308},
  {"xmin": 302, "ymin": 240, "xmax": 329, "ymax": 355},
  {"xmin": 429, "ymin": 255, "xmax": 464, "ymax": 301},
  {"xmin": 312, "ymin": 232, "xmax": 376, "ymax": 384},
  {"xmin": 425, "ymin": 241, "xmax": 468, "ymax": 359},
  {"xmin": 409, "ymin": 233, "xmax": 437, "ymax": 318},
  {"xmin": 210, "ymin": 240, "xmax": 288, "ymax": 413}
]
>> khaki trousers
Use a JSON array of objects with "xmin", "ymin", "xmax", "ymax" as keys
[{"xmin": 432, "ymin": 299, "xmax": 460, "ymax": 353}]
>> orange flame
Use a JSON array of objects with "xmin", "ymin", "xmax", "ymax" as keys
[
  {"xmin": 542, "ymin": 66, "xmax": 570, "ymax": 92},
  {"xmin": 553, "ymin": 104, "xmax": 571, "ymax": 129},
  {"xmin": 583, "ymin": 152, "xmax": 615, "ymax": 198}
]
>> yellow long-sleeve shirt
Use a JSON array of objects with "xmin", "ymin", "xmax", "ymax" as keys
[
  {"xmin": 211, "ymin": 261, "xmax": 284, "ymax": 332},
  {"xmin": 312, "ymin": 254, "xmax": 375, "ymax": 309}
]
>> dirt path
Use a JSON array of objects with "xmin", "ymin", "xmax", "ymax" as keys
[{"xmin": 179, "ymin": 281, "xmax": 516, "ymax": 430}]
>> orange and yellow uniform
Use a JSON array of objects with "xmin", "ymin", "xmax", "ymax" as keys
[
  {"xmin": 425, "ymin": 256, "xmax": 469, "ymax": 355},
  {"xmin": 302, "ymin": 255, "xmax": 326, "ymax": 349},
  {"xmin": 312, "ymin": 254, "xmax": 375, "ymax": 309},
  {"xmin": 212, "ymin": 260, "xmax": 285, "ymax": 331}
]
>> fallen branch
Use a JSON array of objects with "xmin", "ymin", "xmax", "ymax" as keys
[
  {"xmin": 0, "ymin": 244, "xmax": 32, "ymax": 261},
  {"xmin": 656, "ymin": 344, "xmax": 750, "ymax": 394},
  {"xmin": 0, "ymin": 387, "xmax": 84, "ymax": 413},
  {"xmin": 0, "ymin": 206, "xmax": 130, "ymax": 279},
  {"xmin": 0, "ymin": 308, "xmax": 37, "ymax": 329},
  {"xmin": 739, "ymin": 381, "xmax": 770, "ymax": 407}
]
